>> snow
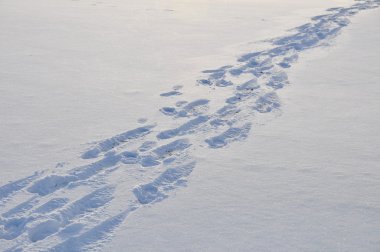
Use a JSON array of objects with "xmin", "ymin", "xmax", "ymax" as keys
[
  {"xmin": 107, "ymin": 7, "xmax": 380, "ymax": 252},
  {"xmin": 0, "ymin": 0, "xmax": 353, "ymax": 181},
  {"xmin": 1, "ymin": 0, "xmax": 379, "ymax": 251}
]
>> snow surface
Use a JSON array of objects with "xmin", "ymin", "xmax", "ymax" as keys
[{"xmin": 0, "ymin": 0, "xmax": 379, "ymax": 251}]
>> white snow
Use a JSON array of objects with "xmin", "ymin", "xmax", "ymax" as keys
[
  {"xmin": 0, "ymin": 0, "xmax": 379, "ymax": 251},
  {"xmin": 0, "ymin": 0, "xmax": 354, "ymax": 181},
  {"xmin": 106, "ymin": 8, "xmax": 380, "ymax": 251}
]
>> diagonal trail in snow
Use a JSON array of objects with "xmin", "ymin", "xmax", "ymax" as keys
[{"xmin": 0, "ymin": 1, "xmax": 379, "ymax": 251}]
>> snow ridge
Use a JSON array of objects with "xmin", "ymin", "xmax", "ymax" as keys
[{"xmin": 0, "ymin": 1, "xmax": 379, "ymax": 251}]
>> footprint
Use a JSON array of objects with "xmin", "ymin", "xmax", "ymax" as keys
[
  {"xmin": 253, "ymin": 92, "xmax": 281, "ymax": 113},
  {"xmin": 202, "ymin": 65, "xmax": 232, "ymax": 73},
  {"xmin": 215, "ymin": 79, "xmax": 233, "ymax": 87},
  {"xmin": 160, "ymin": 85, "xmax": 183, "ymax": 97},
  {"xmin": 0, "ymin": 216, "xmax": 31, "ymax": 240},
  {"xmin": 58, "ymin": 223, "xmax": 84, "ymax": 238},
  {"xmin": 175, "ymin": 100, "xmax": 188, "ymax": 107},
  {"xmin": 217, "ymin": 105, "xmax": 241, "ymax": 117},
  {"xmin": 197, "ymin": 79, "xmax": 212, "ymax": 86},
  {"xmin": 179, "ymin": 99, "xmax": 210, "ymax": 117},
  {"xmin": 25, "ymin": 186, "xmax": 114, "ymax": 244},
  {"xmin": 27, "ymin": 175, "xmax": 77, "ymax": 197},
  {"xmin": 140, "ymin": 155, "xmax": 161, "ymax": 167},
  {"xmin": 28, "ymin": 154, "xmax": 121, "ymax": 196},
  {"xmin": 160, "ymin": 91, "xmax": 182, "ymax": 97},
  {"xmin": 159, "ymin": 107, "xmax": 177, "ymax": 116},
  {"xmin": 173, "ymin": 85, "xmax": 183, "ymax": 90},
  {"xmin": 197, "ymin": 69, "xmax": 233, "ymax": 87},
  {"xmin": 153, "ymin": 139, "xmax": 191, "ymax": 158},
  {"xmin": 51, "ymin": 210, "xmax": 129, "ymax": 252},
  {"xmin": 157, "ymin": 115, "xmax": 209, "ymax": 140},
  {"xmin": 33, "ymin": 198, "xmax": 70, "ymax": 214},
  {"xmin": 137, "ymin": 118, "xmax": 148, "ymax": 124},
  {"xmin": 237, "ymin": 51, "xmax": 263, "ymax": 62},
  {"xmin": 229, "ymin": 68, "xmax": 244, "ymax": 76},
  {"xmin": 236, "ymin": 79, "xmax": 259, "ymax": 91},
  {"xmin": 209, "ymin": 119, "xmax": 228, "ymax": 127},
  {"xmin": 266, "ymin": 71, "xmax": 288, "ymax": 89},
  {"xmin": 81, "ymin": 124, "xmax": 156, "ymax": 159},
  {"xmin": 28, "ymin": 219, "xmax": 60, "ymax": 242},
  {"xmin": 133, "ymin": 161, "xmax": 195, "ymax": 204},
  {"xmin": 0, "ymin": 172, "xmax": 40, "ymax": 202},
  {"xmin": 161, "ymin": 99, "xmax": 210, "ymax": 118},
  {"xmin": 225, "ymin": 93, "xmax": 249, "ymax": 104},
  {"xmin": 205, "ymin": 123, "xmax": 251, "ymax": 148},
  {"xmin": 120, "ymin": 151, "xmax": 139, "ymax": 164},
  {"xmin": 274, "ymin": 48, "xmax": 298, "ymax": 66},
  {"xmin": 60, "ymin": 186, "xmax": 114, "ymax": 222},
  {"xmin": 138, "ymin": 141, "xmax": 157, "ymax": 152},
  {"xmin": 2, "ymin": 197, "xmax": 39, "ymax": 218}
]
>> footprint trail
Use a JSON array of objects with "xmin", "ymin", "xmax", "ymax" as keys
[{"xmin": 1, "ymin": 1, "xmax": 378, "ymax": 251}]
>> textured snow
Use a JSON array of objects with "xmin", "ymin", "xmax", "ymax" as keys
[{"xmin": 0, "ymin": 0, "xmax": 379, "ymax": 251}]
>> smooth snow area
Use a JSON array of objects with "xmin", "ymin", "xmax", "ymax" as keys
[{"xmin": 0, "ymin": 0, "xmax": 379, "ymax": 251}]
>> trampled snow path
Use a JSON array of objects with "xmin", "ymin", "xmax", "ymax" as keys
[{"xmin": 1, "ymin": 1, "xmax": 379, "ymax": 251}]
